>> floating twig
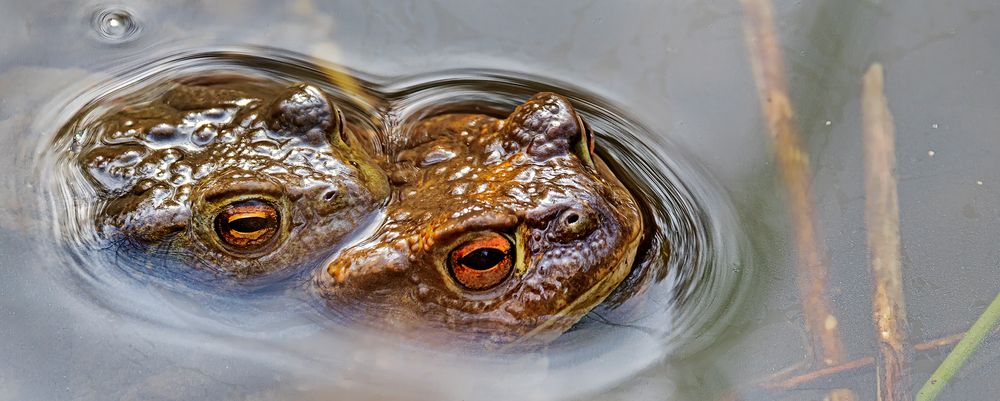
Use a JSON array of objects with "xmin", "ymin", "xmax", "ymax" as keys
[
  {"xmin": 757, "ymin": 325, "xmax": 1000, "ymax": 392},
  {"xmin": 862, "ymin": 63, "xmax": 912, "ymax": 401},
  {"xmin": 739, "ymin": 1, "xmax": 856, "ymax": 400},
  {"xmin": 916, "ymin": 290, "xmax": 1000, "ymax": 400}
]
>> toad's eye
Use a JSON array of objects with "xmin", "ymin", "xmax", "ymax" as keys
[
  {"xmin": 214, "ymin": 199, "xmax": 280, "ymax": 249},
  {"xmin": 448, "ymin": 233, "xmax": 513, "ymax": 291}
]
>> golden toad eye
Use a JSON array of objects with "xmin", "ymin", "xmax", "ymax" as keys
[
  {"xmin": 448, "ymin": 233, "xmax": 513, "ymax": 291},
  {"xmin": 213, "ymin": 199, "xmax": 280, "ymax": 249}
]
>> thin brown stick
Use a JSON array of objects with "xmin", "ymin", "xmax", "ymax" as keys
[
  {"xmin": 862, "ymin": 63, "xmax": 912, "ymax": 401},
  {"xmin": 758, "ymin": 325, "xmax": 1000, "ymax": 391},
  {"xmin": 915, "ymin": 332, "xmax": 966, "ymax": 352},
  {"xmin": 761, "ymin": 356, "xmax": 874, "ymax": 391},
  {"xmin": 739, "ymin": 1, "xmax": 856, "ymax": 401}
]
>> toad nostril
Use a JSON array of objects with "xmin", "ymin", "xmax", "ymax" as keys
[
  {"xmin": 553, "ymin": 208, "xmax": 598, "ymax": 242},
  {"xmin": 323, "ymin": 190, "xmax": 337, "ymax": 201},
  {"xmin": 565, "ymin": 213, "xmax": 579, "ymax": 225}
]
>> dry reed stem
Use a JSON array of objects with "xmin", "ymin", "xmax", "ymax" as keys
[
  {"xmin": 739, "ymin": 1, "xmax": 856, "ymax": 400},
  {"xmin": 757, "ymin": 325, "xmax": 1000, "ymax": 392},
  {"xmin": 862, "ymin": 63, "xmax": 912, "ymax": 401}
]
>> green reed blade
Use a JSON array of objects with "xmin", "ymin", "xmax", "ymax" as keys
[{"xmin": 916, "ymin": 290, "xmax": 1000, "ymax": 401}]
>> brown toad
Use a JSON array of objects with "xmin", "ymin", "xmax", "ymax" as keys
[
  {"xmin": 316, "ymin": 93, "xmax": 643, "ymax": 344},
  {"xmin": 74, "ymin": 76, "xmax": 388, "ymax": 279}
]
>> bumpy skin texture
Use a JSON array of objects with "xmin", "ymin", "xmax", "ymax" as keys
[
  {"xmin": 316, "ymin": 93, "xmax": 643, "ymax": 344},
  {"xmin": 78, "ymin": 77, "xmax": 389, "ymax": 278}
]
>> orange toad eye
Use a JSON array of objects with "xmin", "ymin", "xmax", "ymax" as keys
[
  {"xmin": 213, "ymin": 199, "xmax": 280, "ymax": 249},
  {"xmin": 448, "ymin": 233, "xmax": 514, "ymax": 291}
]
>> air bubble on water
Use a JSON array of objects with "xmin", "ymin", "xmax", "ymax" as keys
[{"xmin": 90, "ymin": 7, "xmax": 141, "ymax": 43}]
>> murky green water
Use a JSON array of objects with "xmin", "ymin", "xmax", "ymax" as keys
[{"xmin": 2, "ymin": 0, "xmax": 999, "ymax": 400}]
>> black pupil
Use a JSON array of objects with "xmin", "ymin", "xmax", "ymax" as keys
[
  {"xmin": 458, "ymin": 248, "xmax": 506, "ymax": 270},
  {"xmin": 229, "ymin": 216, "xmax": 271, "ymax": 233}
]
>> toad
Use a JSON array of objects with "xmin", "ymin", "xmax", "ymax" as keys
[
  {"xmin": 316, "ymin": 93, "xmax": 643, "ymax": 344},
  {"xmin": 75, "ymin": 76, "xmax": 389, "ymax": 279}
]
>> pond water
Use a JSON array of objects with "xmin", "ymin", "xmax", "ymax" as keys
[{"xmin": 2, "ymin": 0, "xmax": 999, "ymax": 400}]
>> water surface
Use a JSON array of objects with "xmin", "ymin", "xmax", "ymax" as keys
[{"xmin": 2, "ymin": 0, "xmax": 1000, "ymax": 400}]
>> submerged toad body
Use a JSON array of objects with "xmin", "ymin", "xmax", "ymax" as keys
[
  {"xmin": 77, "ymin": 77, "xmax": 388, "ymax": 278},
  {"xmin": 317, "ymin": 93, "xmax": 643, "ymax": 343}
]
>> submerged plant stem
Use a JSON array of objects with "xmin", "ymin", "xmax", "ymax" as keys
[
  {"xmin": 756, "ymin": 325, "xmax": 1000, "ymax": 392},
  {"xmin": 862, "ymin": 63, "xmax": 912, "ymax": 401},
  {"xmin": 739, "ymin": 0, "xmax": 856, "ymax": 400},
  {"xmin": 916, "ymin": 290, "xmax": 1000, "ymax": 401}
]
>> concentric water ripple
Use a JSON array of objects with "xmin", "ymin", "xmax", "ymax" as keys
[
  {"xmin": 90, "ymin": 6, "xmax": 142, "ymax": 44},
  {"xmin": 36, "ymin": 47, "xmax": 751, "ymax": 399}
]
